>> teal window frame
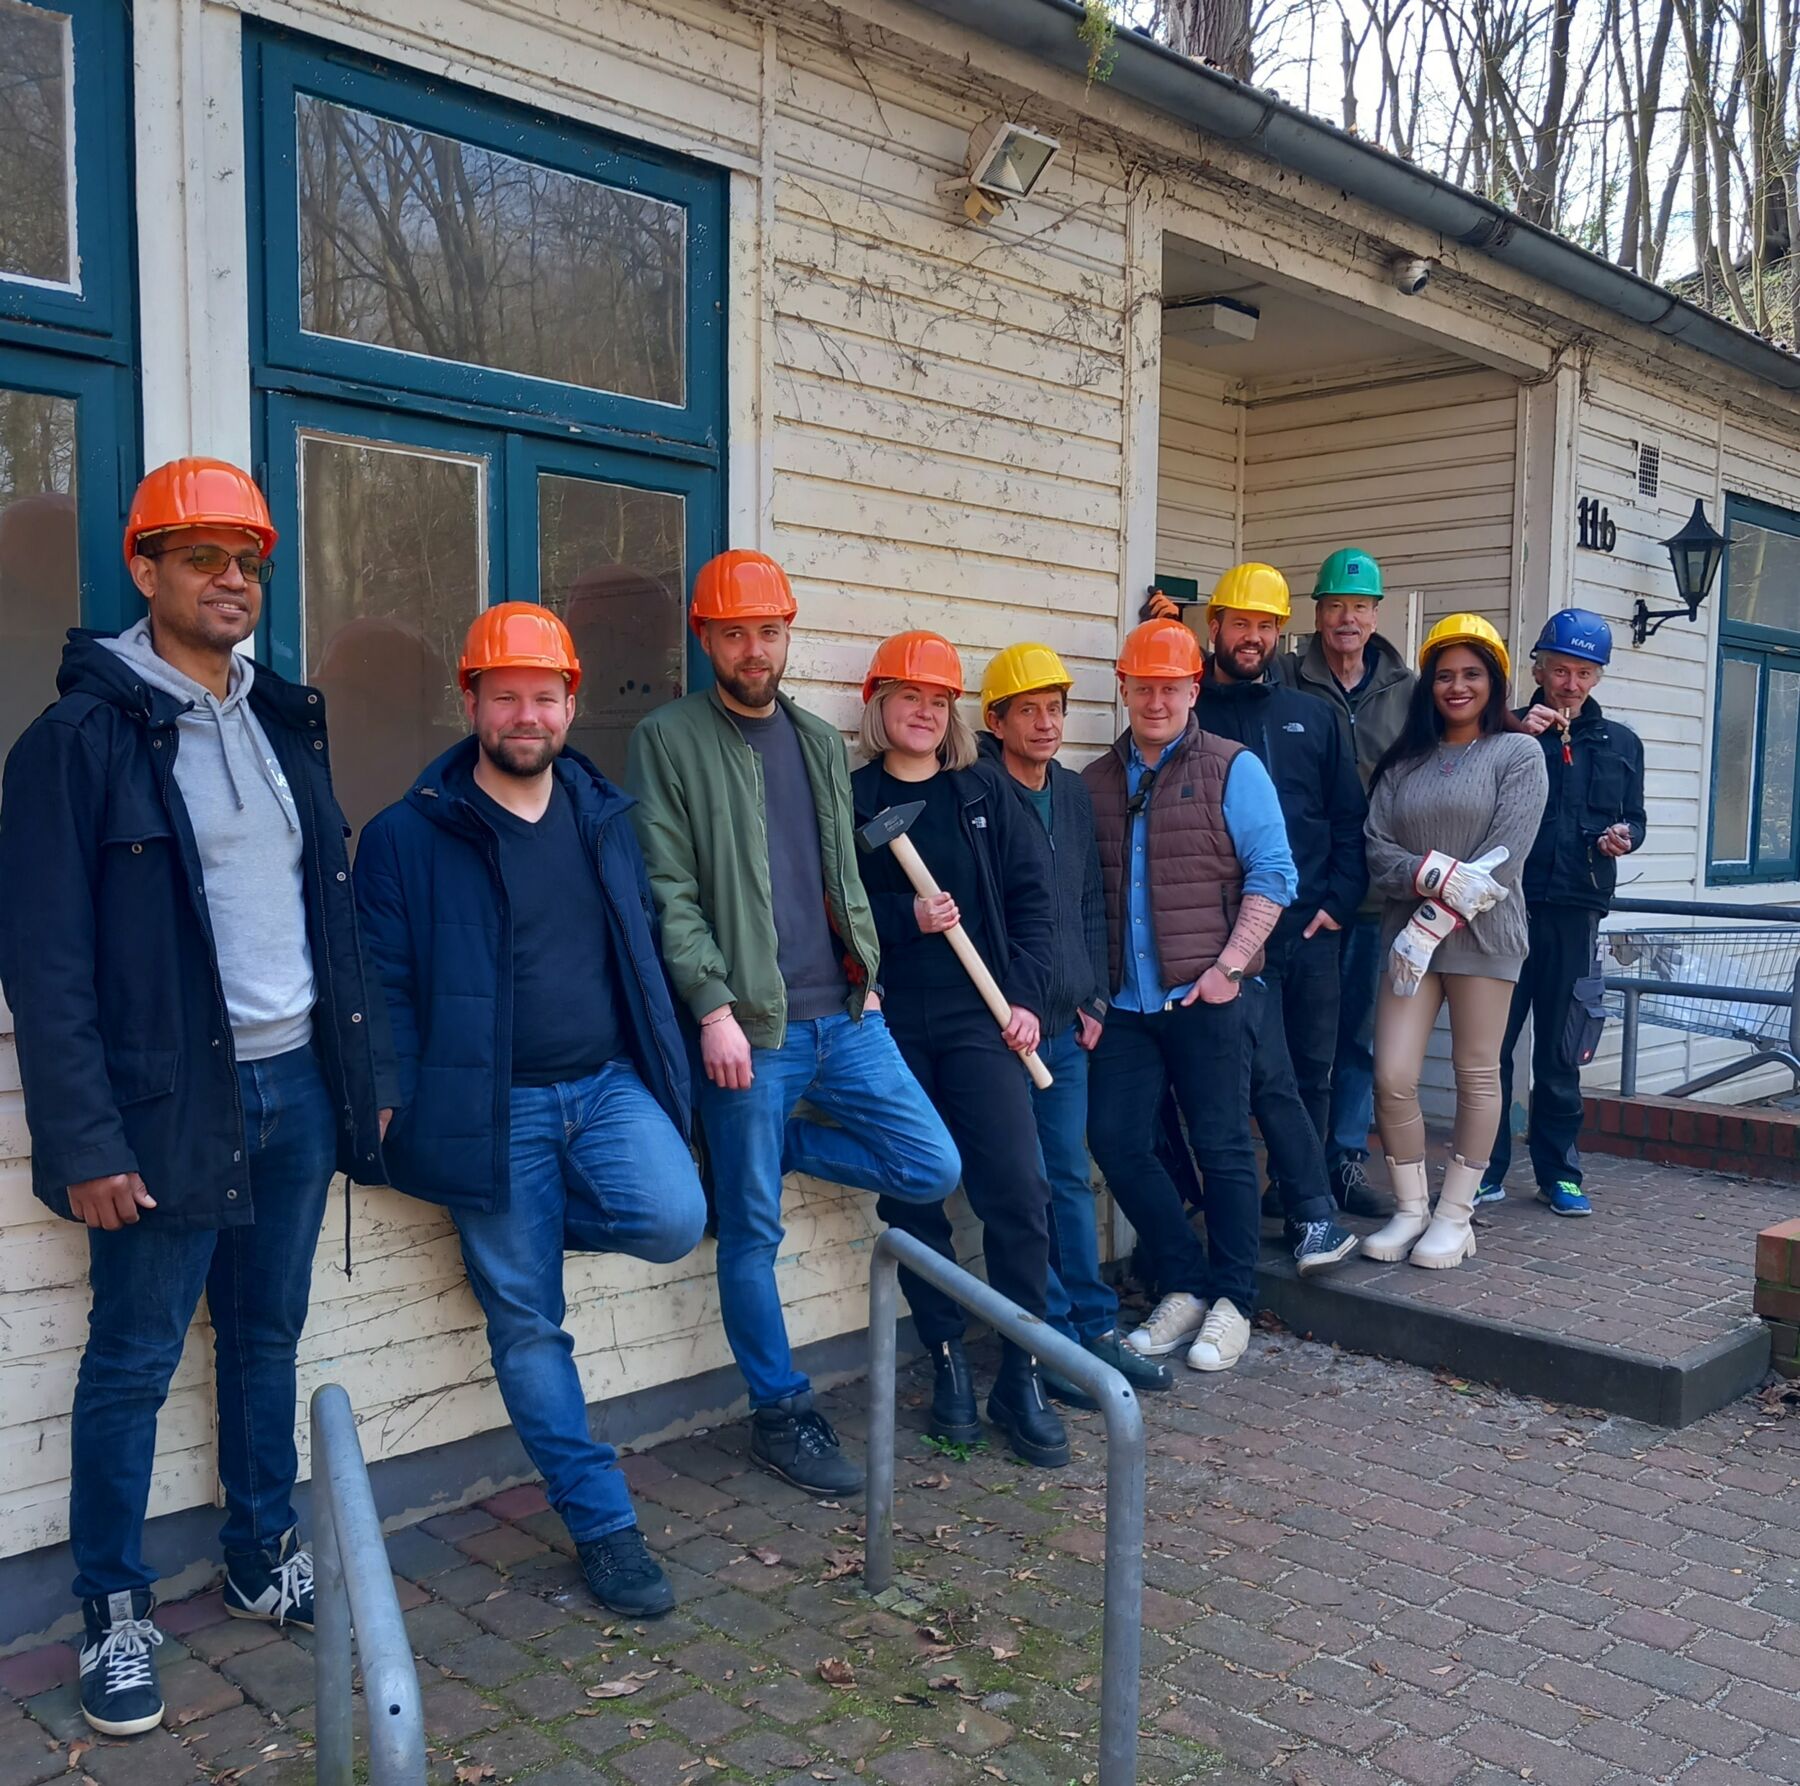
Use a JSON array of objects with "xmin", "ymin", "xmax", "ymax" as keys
[
  {"xmin": 1708, "ymin": 493, "xmax": 1800, "ymax": 885},
  {"xmin": 0, "ymin": 0, "xmax": 139, "ymax": 637}
]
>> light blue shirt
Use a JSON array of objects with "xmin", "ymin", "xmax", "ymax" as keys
[{"xmin": 1113, "ymin": 732, "xmax": 1298, "ymax": 1012}]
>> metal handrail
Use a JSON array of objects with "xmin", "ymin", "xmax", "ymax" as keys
[
  {"xmin": 311, "ymin": 1384, "xmax": 427, "ymax": 1786},
  {"xmin": 865, "ymin": 1228, "xmax": 1145, "ymax": 1786}
]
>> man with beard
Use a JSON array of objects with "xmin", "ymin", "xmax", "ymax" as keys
[
  {"xmin": 355, "ymin": 604, "xmax": 705, "ymax": 1618},
  {"xmin": 1197, "ymin": 564, "xmax": 1367, "ymax": 1274},
  {"xmin": 627, "ymin": 552, "xmax": 960, "ymax": 1497}
]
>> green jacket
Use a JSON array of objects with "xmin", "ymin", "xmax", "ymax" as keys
[
  {"xmin": 625, "ymin": 688, "xmax": 880, "ymax": 1049},
  {"xmin": 1275, "ymin": 631, "xmax": 1416, "ymax": 790}
]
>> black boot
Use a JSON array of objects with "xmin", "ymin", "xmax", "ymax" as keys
[
  {"xmin": 751, "ymin": 1393, "xmax": 863, "ymax": 1497},
  {"xmin": 927, "ymin": 1338, "xmax": 981, "ymax": 1444},
  {"xmin": 986, "ymin": 1346, "xmax": 1070, "ymax": 1468}
]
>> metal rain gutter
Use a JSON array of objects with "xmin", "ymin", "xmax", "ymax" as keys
[{"xmin": 908, "ymin": 0, "xmax": 1800, "ymax": 394}]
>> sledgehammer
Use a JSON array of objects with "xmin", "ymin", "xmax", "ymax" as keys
[{"xmin": 854, "ymin": 802, "xmax": 1054, "ymax": 1090}]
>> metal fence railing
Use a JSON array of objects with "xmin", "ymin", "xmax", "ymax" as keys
[
  {"xmin": 311, "ymin": 1384, "xmax": 427, "ymax": 1786},
  {"xmin": 1603, "ymin": 897, "xmax": 1800, "ymax": 1097},
  {"xmin": 864, "ymin": 1228, "xmax": 1145, "ymax": 1786}
]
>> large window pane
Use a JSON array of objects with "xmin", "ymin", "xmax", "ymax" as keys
[
  {"xmin": 537, "ymin": 473, "xmax": 684, "ymax": 780},
  {"xmin": 297, "ymin": 96, "xmax": 685, "ymax": 404},
  {"xmin": 301, "ymin": 434, "xmax": 484, "ymax": 839},
  {"xmin": 0, "ymin": 384, "xmax": 79, "ymax": 762},
  {"xmin": 1725, "ymin": 517, "xmax": 1800, "ymax": 632},
  {"xmin": 1758, "ymin": 665, "xmax": 1800, "ymax": 865},
  {"xmin": 0, "ymin": 0, "xmax": 74, "ymax": 288},
  {"xmin": 1713, "ymin": 656, "xmax": 1760, "ymax": 867}
]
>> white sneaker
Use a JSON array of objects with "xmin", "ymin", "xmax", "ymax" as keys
[
  {"xmin": 1186, "ymin": 1298, "xmax": 1250, "ymax": 1373},
  {"xmin": 1127, "ymin": 1292, "xmax": 1209, "ymax": 1357}
]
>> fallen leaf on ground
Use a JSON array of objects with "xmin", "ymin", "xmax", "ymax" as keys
[
  {"xmin": 453, "ymin": 1767, "xmax": 496, "ymax": 1784},
  {"xmin": 913, "ymin": 1473, "xmax": 952, "ymax": 1490},
  {"xmin": 988, "ymin": 1643, "xmax": 1019, "ymax": 1661},
  {"xmin": 66, "ymin": 1741, "xmax": 92, "ymax": 1768},
  {"xmin": 586, "ymin": 1670, "xmax": 659, "ymax": 1699},
  {"xmin": 821, "ymin": 1551, "xmax": 862, "ymax": 1582},
  {"xmin": 817, "ymin": 1658, "xmax": 857, "ymax": 1687},
  {"xmin": 1429, "ymin": 1665, "xmax": 1456, "ymax": 1677},
  {"xmin": 927, "ymin": 1674, "xmax": 959, "ymax": 1690},
  {"xmin": 749, "ymin": 1547, "xmax": 782, "ymax": 1566}
]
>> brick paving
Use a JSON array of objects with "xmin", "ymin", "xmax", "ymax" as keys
[
  {"xmin": 1319, "ymin": 1152, "xmax": 1796, "ymax": 1361},
  {"xmin": 4, "ymin": 1161, "xmax": 1800, "ymax": 1785}
]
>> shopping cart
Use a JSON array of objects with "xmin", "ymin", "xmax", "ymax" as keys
[{"xmin": 1603, "ymin": 908, "xmax": 1800, "ymax": 1098}]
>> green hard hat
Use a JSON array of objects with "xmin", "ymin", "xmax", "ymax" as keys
[{"xmin": 1313, "ymin": 547, "xmax": 1384, "ymax": 599}]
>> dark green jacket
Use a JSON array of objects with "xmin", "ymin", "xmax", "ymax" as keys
[{"xmin": 625, "ymin": 688, "xmax": 879, "ymax": 1049}]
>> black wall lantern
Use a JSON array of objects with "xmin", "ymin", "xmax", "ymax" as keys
[{"xmin": 1632, "ymin": 499, "xmax": 1726, "ymax": 645}]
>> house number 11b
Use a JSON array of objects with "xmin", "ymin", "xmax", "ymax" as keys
[{"xmin": 1578, "ymin": 496, "xmax": 1617, "ymax": 552}]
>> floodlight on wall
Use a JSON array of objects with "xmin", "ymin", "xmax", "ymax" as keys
[
  {"xmin": 939, "ymin": 118, "xmax": 1060, "ymax": 223},
  {"xmin": 1631, "ymin": 498, "xmax": 1726, "ymax": 645},
  {"xmin": 1162, "ymin": 296, "xmax": 1260, "ymax": 346}
]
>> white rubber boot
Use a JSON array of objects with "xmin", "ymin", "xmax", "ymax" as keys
[
  {"xmin": 1360, "ymin": 1158, "xmax": 1430, "ymax": 1263},
  {"xmin": 1409, "ymin": 1154, "xmax": 1482, "ymax": 1269}
]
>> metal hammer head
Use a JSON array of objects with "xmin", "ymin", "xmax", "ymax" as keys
[{"xmin": 854, "ymin": 801, "xmax": 925, "ymax": 853}]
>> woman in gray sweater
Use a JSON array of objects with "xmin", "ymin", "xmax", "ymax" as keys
[{"xmin": 1361, "ymin": 616, "xmax": 1549, "ymax": 1269}]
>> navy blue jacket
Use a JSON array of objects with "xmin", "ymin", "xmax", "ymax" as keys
[
  {"xmin": 974, "ymin": 734, "xmax": 1108, "ymax": 1034},
  {"xmin": 353, "ymin": 739, "xmax": 690, "ymax": 1228},
  {"xmin": 0, "ymin": 631, "xmax": 397, "ymax": 1229},
  {"xmin": 850, "ymin": 756, "xmax": 1054, "ymax": 1021},
  {"xmin": 1197, "ymin": 666, "xmax": 1369, "ymax": 938},
  {"xmin": 1516, "ymin": 698, "xmax": 1647, "ymax": 911}
]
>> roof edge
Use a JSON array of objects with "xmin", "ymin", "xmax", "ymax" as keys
[{"xmin": 907, "ymin": 0, "xmax": 1800, "ymax": 395}]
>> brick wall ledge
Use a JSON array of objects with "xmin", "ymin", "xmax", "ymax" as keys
[{"xmin": 1583, "ymin": 1091, "xmax": 1800, "ymax": 1183}]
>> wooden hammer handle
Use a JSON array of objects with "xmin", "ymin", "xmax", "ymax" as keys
[{"xmin": 887, "ymin": 832, "xmax": 1054, "ymax": 1090}]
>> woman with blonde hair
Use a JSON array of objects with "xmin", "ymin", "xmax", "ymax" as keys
[
  {"xmin": 1362, "ymin": 614, "xmax": 1548, "ymax": 1270},
  {"xmin": 851, "ymin": 632, "xmax": 1066, "ymax": 1467}
]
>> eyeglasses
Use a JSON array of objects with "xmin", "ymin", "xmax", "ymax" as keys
[{"xmin": 142, "ymin": 543, "xmax": 274, "ymax": 585}]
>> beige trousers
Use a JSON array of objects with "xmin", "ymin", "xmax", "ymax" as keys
[{"xmin": 1374, "ymin": 970, "xmax": 1516, "ymax": 1167}]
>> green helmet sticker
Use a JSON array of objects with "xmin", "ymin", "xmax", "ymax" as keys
[{"xmin": 1313, "ymin": 547, "xmax": 1384, "ymax": 599}]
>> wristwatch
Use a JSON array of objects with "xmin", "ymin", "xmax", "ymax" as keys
[{"xmin": 1220, "ymin": 963, "xmax": 1245, "ymax": 984}]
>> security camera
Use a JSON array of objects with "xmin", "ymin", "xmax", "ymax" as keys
[{"xmin": 1390, "ymin": 255, "xmax": 1433, "ymax": 295}]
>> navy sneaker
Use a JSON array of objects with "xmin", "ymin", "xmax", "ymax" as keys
[
  {"xmin": 576, "ymin": 1527, "xmax": 677, "ymax": 1618},
  {"xmin": 79, "ymin": 1590, "xmax": 164, "ymax": 1737},
  {"xmin": 1293, "ymin": 1219, "xmax": 1360, "ymax": 1276},
  {"xmin": 223, "ymin": 1526, "xmax": 314, "ymax": 1630},
  {"xmin": 1474, "ymin": 1180, "xmax": 1507, "ymax": 1206},
  {"xmin": 1540, "ymin": 1180, "xmax": 1592, "ymax": 1217}
]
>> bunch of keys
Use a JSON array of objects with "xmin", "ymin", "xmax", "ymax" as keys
[{"xmin": 1554, "ymin": 710, "xmax": 1573, "ymax": 766}]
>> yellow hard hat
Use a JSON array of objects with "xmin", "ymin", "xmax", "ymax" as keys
[
  {"xmin": 1209, "ymin": 562, "xmax": 1292, "ymax": 622},
  {"xmin": 980, "ymin": 641, "xmax": 1074, "ymax": 711},
  {"xmin": 1420, "ymin": 612, "xmax": 1510, "ymax": 683}
]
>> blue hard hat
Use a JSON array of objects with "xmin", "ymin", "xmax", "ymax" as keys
[{"xmin": 1532, "ymin": 607, "xmax": 1612, "ymax": 666}]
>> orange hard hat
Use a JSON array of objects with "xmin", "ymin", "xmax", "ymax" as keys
[
  {"xmin": 458, "ymin": 603, "xmax": 582, "ymax": 694},
  {"xmin": 1117, "ymin": 617, "xmax": 1202, "ymax": 681},
  {"xmin": 124, "ymin": 458, "xmax": 277, "ymax": 563},
  {"xmin": 862, "ymin": 631, "xmax": 965, "ymax": 704},
  {"xmin": 690, "ymin": 550, "xmax": 798, "ymax": 635}
]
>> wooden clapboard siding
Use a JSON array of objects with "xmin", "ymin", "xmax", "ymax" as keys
[
  {"xmin": 1241, "ymin": 363, "xmax": 1519, "ymax": 633},
  {"xmin": 1156, "ymin": 349, "xmax": 1240, "ymax": 585}
]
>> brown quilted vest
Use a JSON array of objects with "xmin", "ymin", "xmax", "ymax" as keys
[{"xmin": 1083, "ymin": 718, "xmax": 1255, "ymax": 995}]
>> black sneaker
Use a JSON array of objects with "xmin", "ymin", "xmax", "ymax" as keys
[
  {"xmin": 1332, "ymin": 1156, "xmax": 1394, "ymax": 1219},
  {"xmin": 1040, "ymin": 1365, "xmax": 1100, "ymax": 1411},
  {"xmin": 1084, "ymin": 1330, "xmax": 1174, "ymax": 1393},
  {"xmin": 1293, "ymin": 1218, "xmax": 1360, "ymax": 1276},
  {"xmin": 79, "ymin": 1590, "xmax": 164, "ymax": 1737},
  {"xmin": 751, "ymin": 1393, "xmax": 863, "ymax": 1497},
  {"xmin": 576, "ymin": 1526, "xmax": 677, "ymax": 1618},
  {"xmin": 223, "ymin": 1525, "xmax": 314, "ymax": 1630}
]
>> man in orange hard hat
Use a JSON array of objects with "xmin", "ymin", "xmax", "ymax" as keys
[
  {"xmin": 628, "ymin": 551, "xmax": 960, "ymax": 1497},
  {"xmin": 355, "ymin": 605, "xmax": 705, "ymax": 1619},
  {"xmin": 0, "ymin": 459, "xmax": 397, "ymax": 1736}
]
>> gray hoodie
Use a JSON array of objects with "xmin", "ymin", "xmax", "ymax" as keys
[{"xmin": 101, "ymin": 619, "xmax": 316, "ymax": 1060}]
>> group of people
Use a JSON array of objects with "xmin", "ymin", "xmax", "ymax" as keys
[{"xmin": 0, "ymin": 459, "xmax": 1646, "ymax": 1740}]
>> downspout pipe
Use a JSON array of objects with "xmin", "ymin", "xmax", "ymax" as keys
[{"xmin": 909, "ymin": 0, "xmax": 1800, "ymax": 395}]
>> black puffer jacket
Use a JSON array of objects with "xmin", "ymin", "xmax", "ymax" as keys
[
  {"xmin": 1517, "ymin": 698, "xmax": 1647, "ymax": 910},
  {"xmin": 974, "ymin": 735, "xmax": 1108, "ymax": 1034},
  {"xmin": 0, "ymin": 632, "xmax": 397, "ymax": 1228}
]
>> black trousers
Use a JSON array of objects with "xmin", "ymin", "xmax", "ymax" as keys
[
  {"xmin": 1490, "ymin": 905, "xmax": 1600, "ymax": 1190},
  {"xmin": 1252, "ymin": 933, "xmax": 1341, "ymax": 1224},
  {"xmin": 877, "ymin": 990, "xmax": 1052, "ymax": 1346},
  {"xmin": 1088, "ymin": 997, "xmax": 1259, "ymax": 1312}
]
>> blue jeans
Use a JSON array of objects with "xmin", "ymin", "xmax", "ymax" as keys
[
  {"xmin": 451, "ymin": 1061, "xmax": 705, "ymax": 1544},
  {"xmin": 698, "ymin": 1011, "xmax": 960, "ymax": 1407},
  {"xmin": 1037, "ymin": 1026, "xmax": 1116, "ymax": 1344},
  {"xmin": 1328, "ymin": 916, "xmax": 1383, "ymax": 1162},
  {"xmin": 70, "ymin": 1046, "xmax": 335, "ymax": 1599}
]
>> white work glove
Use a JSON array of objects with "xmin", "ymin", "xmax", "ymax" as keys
[
  {"xmin": 1390, "ymin": 899, "xmax": 1462, "ymax": 996},
  {"xmin": 1414, "ymin": 846, "xmax": 1511, "ymax": 921}
]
